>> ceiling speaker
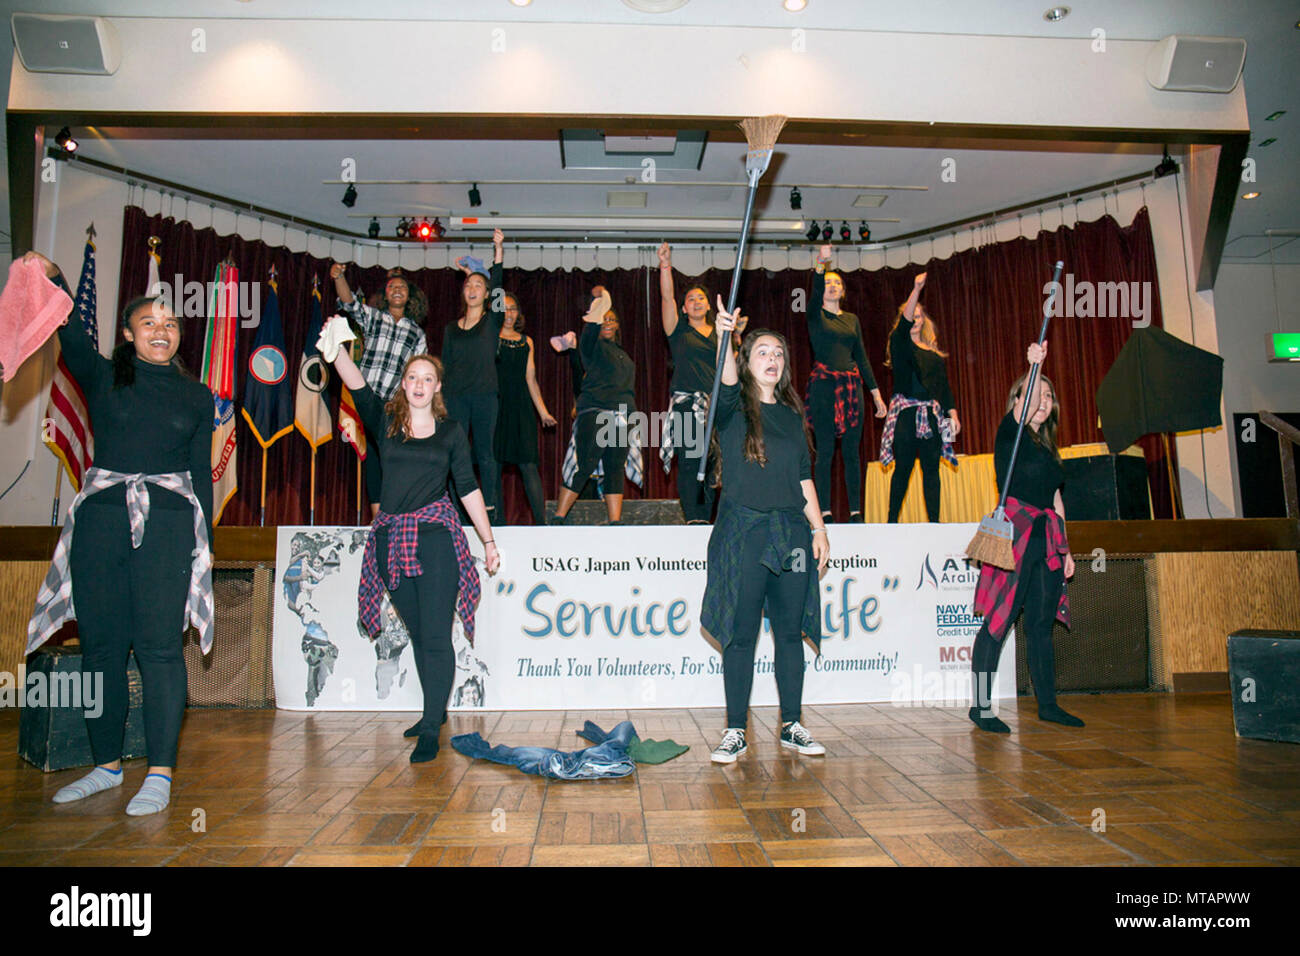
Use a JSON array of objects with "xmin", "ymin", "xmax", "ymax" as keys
[
  {"xmin": 11, "ymin": 13, "xmax": 121, "ymax": 75},
  {"xmin": 1145, "ymin": 35, "xmax": 1245, "ymax": 93}
]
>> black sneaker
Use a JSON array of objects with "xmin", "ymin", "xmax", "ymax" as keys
[
  {"xmin": 550, "ymin": 513, "xmax": 568, "ymax": 526},
  {"xmin": 710, "ymin": 728, "xmax": 747, "ymax": 764},
  {"xmin": 780, "ymin": 721, "xmax": 825, "ymax": 756}
]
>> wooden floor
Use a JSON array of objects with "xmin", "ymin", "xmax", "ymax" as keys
[{"xmin": 2, "ymin": 693, "xmax": 1299, "ymax": 867}]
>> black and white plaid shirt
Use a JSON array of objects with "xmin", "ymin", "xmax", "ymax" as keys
[{"xmin": 339, "ymin": 298, "xmax": 428, "ymax": 402}]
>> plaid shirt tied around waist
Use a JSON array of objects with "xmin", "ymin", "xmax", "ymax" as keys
[
  {"xmin": 804, "ymin": 363, "xmax": 861, "ymax": 438},
  {"xmin": 561, "ymin": 407, "xmax": 644, "ymax": 490},
  {"xmin": 360, "ymin": 495, "xmax": 481, "ymax": 645},
  {"xmin": 879, "ymin": 393, "xmax": 958, "ymax": 467},
  {"xmin": 28, "ymin": 466, "xmax": 215, "ymax": 655},
  {"xmin": 973, "ymin": 497, "xmax": 1071, "ymax": 642},
  {"xmin": 660, "ymin": 390, "xmax": 708, "ymax": 472}
]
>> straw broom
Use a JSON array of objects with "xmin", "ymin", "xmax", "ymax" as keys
[
  {"xmin": 697, "ymin": 114, "xmax": 788, "ymax": 482},
  {"xmin": 966, "ymin": 260, "xmax": 1065, "ymax": 570}
]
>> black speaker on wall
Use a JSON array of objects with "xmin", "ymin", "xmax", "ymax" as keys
[{"xmin": 1061, "ymin": 455, "xmax": 1152, "ymax": 520}]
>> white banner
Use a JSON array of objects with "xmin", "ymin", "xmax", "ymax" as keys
[{"xmin": 272, "ymin": 523, "xmax": 1017, "ymax": 713}]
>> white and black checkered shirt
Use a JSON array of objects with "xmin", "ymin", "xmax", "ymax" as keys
[{"xmin": 339, "ymin": 298, "xmax": 428, "ymax": 402}]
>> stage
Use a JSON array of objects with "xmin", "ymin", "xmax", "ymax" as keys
[{"xmin": 1, "ymin": 693, "xmax": 1298, "ymax": 866}]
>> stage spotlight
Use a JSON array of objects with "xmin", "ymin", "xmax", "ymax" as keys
[
  {"xmin": 859, "ymin": 222, "xmax": 871, "ymax": 241},
  {"xmin": 806, "ymin": 220, "xmax": 821, "ymax": 242},
  {"xmin": 415, "ymin": 219, "xmax": 434, "ymax": 241},
  {"xmin": 54, "ymin": 126, "xmax": 78, "ymax": 154},
  {"xmin": 839, "ymin": 221, "xmax": 851, "ymax": 241},
  {"xmin": 432, "ymin": 217, "xmax": 446, "ymax": 239},
  {"xmin": 342, "ymin": 183, "xmax": 358, "ymax": 207},
  {"xmin": 821, "ymin": 222, "xmax": 833, "ymax": 241},
  {"xmin": 789, "ymin": 187, "xmax": 802, "ymax": 210},
  {"xmin": 395, "ymin": 217, "xmax": 410, "ymax": 238},
  {"xmin": 1153, "ymin": 150, "xmax": 1178, "ymax": 179},
  {"xmin": 367, "ymin": 217, "xmax": 380, "ymax": 239},
  {"xmin": 468, "ymin": 183, "xmax": 482, "ymax": 208}
]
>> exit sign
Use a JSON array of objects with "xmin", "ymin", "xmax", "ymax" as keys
[{"xmin": 1272, "ymin": 333, "xmax": 1300, "ymax": 362}]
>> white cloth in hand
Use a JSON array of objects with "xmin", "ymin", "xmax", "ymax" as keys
[
  {"xmin": 582, "ymin": 290, "xmax": 612, "ymax": 325},
  {"xmin": 317, "ymin": 313, "xmax": 357, "ymax": 363}
]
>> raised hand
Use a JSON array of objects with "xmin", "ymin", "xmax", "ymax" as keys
[
  {"xmin": 818, "ymin": 244, "xmax": 833, "ymax": 264},
  {"xmin": 657, "ymin": 241, "xmax": 671, "ymax": 268},
  {"xmin": 329, "ymin": 263, "xmax": 345, "ymax": 281},
  {"xmin": 1027, "ymin": 341, "xmax": 1048, "ymax": 365},
  {"xmin": 914, "ymin": 271, "xmax": 927, "ymax": 288}
]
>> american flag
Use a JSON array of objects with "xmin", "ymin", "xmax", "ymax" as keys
[{"xmin": 43, "ymin": 238, "xmax": 98, "ymax": 491}]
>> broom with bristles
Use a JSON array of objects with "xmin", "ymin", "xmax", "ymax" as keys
[
  {"xmin": 966, "ymin": 260, "xmax": 1065, "ymax": 570},
  {"xmin": 697, "ymin": 114, "xmax": 788, "ymax": 482}
]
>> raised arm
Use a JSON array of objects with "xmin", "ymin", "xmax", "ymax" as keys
[
  {"xmin": 330, "ymin": 262, "xmax": 355, "ymax": 306},
  {"xmin": 24, "ymin": 252, "xmax": 104, "ymax": 388},
  {"xmin": 902, "ymin": 271, "xmax": 926, "ymax": 322},
  {"xmin": 810, "ymin": 244, "xmax": 831, "ymax": 322},
  {"xmin": 716, "ymin": 297, "xmax": 739, "ymax": 386},
  {"xmin": 488, "ymin": 228, "xmax": 506, "ymax": 329},
  {"xmin": 658, "ymin": 242, "xmax": 679, "ymax": 336}
]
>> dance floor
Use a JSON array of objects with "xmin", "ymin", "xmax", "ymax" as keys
[{"xmin": 2, "ymin": 694, "xmax": 1298, "ymax": 867}]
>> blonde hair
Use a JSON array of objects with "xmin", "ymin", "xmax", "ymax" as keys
[{"xmin": 885, "ymin": 304, "xmax": 947, "ymax": 366}]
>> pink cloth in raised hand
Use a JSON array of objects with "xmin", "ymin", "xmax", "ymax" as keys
[{"xmin": 0, "ymin": 258, "xmax": 74, "ymax": 382}]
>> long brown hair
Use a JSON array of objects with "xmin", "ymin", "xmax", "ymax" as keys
[
  {"xmin": 710, "ymin": 329, "xmax": 812, "ymax": 486},
  {"xmin": 885, "ymin": 302, "xmax": 947, "ymax": 366},
  {"xmin": 385, "ymin": 354, "xmax": 448, "ymax": 439},
  {"xmin": 1005, "ymin": 370, "xmax": 1061, "ymax": 462}
]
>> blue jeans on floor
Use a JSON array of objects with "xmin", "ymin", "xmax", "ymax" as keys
[{"xmin": 450, "ymin": 720, "xmax": 636, "ymax": 780}]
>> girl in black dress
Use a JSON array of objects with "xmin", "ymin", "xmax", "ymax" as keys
[
  {"xmin": 495, "ymin": 292, "xmax": 557, "ymax": 524},
  {"xmin": 881, "ymin": 272, "xmax": 961, "ymax": 522},
  {"xmin": 25, "ymin": 251, "xmax": 214, "ymax": 817},
  {"xmin": 807, "ymin": 245, "xmax": 887, "ymax": 523},
  {"xmin": 701, "ymin": 301, "xmax": 829, "ymax": 764},
  {"xmin": 441, "ymin": 228, "xmax": 506, "ymax": 522},
  {"xmin": 551, "ymin": 287, "xmax": 637, "ymax": 526},
  {"xmin": 970, "ymin": 341, "xmax": 1083, "ymax": 732},
  {"xmin": 327, "ymin": 332, "xmax": 499, "ymax": 762}
]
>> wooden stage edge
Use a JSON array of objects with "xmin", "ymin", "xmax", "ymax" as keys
[{"xmin": 1, "ymin": 517, "xmax": 1297, "ymax": 563}]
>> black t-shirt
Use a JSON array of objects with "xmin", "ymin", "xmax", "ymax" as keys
[
  {"xmin": 577, "ymin": 324, "xmax": 636, "ymax": 413},
  {"xmin": 353, "ymin": 384, "xmax": 478, "ymax": 514},
  {"xmin": 56, "ymin": 318, "xmax": 214, "ymax": 535},
  {"xmin": 994, "ymin": 411, "xmax": 1064, "ymax": 510},
  {"xmin": 889, "ymin": 320, "xmax": 955, "ymax": 411},
  {"xmin": 441, "ymin": 262, "xmax": 505, "ymax": 396},
  {"xmin": 668, "ymin": 320, "xmax": 717, "ymax": 394},
  {"xmin": 808, "ymin": 270, "xmax": 877, "ymax": 389},
  {"xmin": 715, "ymin": 382, "xmax": 811, "ymax": 512}
]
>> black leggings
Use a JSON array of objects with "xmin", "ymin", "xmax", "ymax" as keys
[
  {"xmin": 444, "ymin": 392, "xmax": 500, "ymax": 515},
  {"xmin": 566, "ymin": 409, "xmax": 628, "ymax": 497},
  {"xmin": 378, "ymin": 526, "xmax": 459, "ymax": 727},
  {"xmin": 721, "ymin": 524, "xmax": 811, "ymax": 728},
  {"xmin": 674, "ymin": 396, "xmax": 715, "ymax": 523},
  {"xmin": 887, "ymin": 405, "xmax": 941, "ymax": 522},
  {"xmin": 808, "ymin": 376, "xmax": 863, "ymax": 517},
  {"xmin": 500, "ymin": 462, "xmax": 546, "ymax": 525},
  {"xmin": 70, "ymin": 499, "xmax": 192, "ymax": 767},
  {"xmin": 970, "ymin": 520, "xmax": 1064, "ymax": 711}
]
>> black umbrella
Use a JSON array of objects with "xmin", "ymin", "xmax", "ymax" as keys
[{"xmin": 1096, "ymin": 326, "xmax": 1224, "ymax": 453}]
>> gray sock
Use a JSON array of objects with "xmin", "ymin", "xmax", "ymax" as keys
[
  {"xmin": 125, "ymin": 773, "xmax": 172, "ymax": 816},
  {"xmin": 52, "ymin": 766, "xmax": 123, "ymax": 804}
]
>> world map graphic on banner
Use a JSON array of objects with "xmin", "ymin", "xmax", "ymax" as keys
[{"xmin": 272, "ymin": 524, "xmax": 1017, "ymax": 713}]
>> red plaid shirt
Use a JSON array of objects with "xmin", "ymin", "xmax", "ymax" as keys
[
  {"xmin": 804, "ymin": 363, "xmax": 862, "ymax": 437},
  {"xmin": 973, "ymin": 497, "xmax": 1070, "ymax": 642},
  {"xmin": 359, "ymin": 495, "xmax": 481, "ymax": 645}
]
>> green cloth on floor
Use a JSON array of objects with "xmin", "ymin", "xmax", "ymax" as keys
[{"xmin": 627, "ymin": 737, "xmax": 689, "ymax": 764}]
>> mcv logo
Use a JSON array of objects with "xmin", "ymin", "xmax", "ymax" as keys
[{"xmin": 50, "ymin": 886, "xmax": 151, "ymax": 936}]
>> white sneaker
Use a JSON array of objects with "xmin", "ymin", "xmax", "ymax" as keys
[
  {"xmin": 711, "ymin": 727, "xmax": 747, "ymax": 764},
  {"xmin": 780, "ymin": 721, "xmax": 825, "ymax": 756}
]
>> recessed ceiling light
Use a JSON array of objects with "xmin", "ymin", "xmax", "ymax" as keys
[
  {"xmin": 509, "ymin": 0, "xmax": 533, "ymax": 6},
  {"xmin": 1242, "ymin": 192, "xmax": 1260, "ymax": 200},
  {"xmin": 1043, "ymin": 6, "xmax": 1070, "ymax": 22},
  {"xmin": 1258, "ymin": 137, "xmax": 1277, "ymax": 147},
  {"xmin": 1265, "ymin": 110, "xmax": 1286, "ymax": 121},
  {"xmin": 784, "ymin": 0, "xmax": 808, "ymax": 11},
  {"xmin": 621, "ymin": 0, "xmax": 690, "ymax": 12}
]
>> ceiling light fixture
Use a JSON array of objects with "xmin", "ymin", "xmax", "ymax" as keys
[
  {"xmin": 789, "ymin": 187, "xmax": 802, "ymax": 210},
  {"xmin": 53, "ymin": 126, "xmax": 78, "ymax": 154},
  {"xmin": 468, "ymin": 183, "xmax": 482, "ymax": 207},
  {"xmin": 1264, "ymin": 110, "xmax": 1287, "ymax": 122},
  {"xmin": 1257, "ymin": 137, "xmax": 1277, "ymax": 147},
  {"xmin": 821, "ymin": 223, "xmax": 833, "ymax": 241},
  {"xmin": 414, "ymin": 218, "xmax": 434, "ymax": 241},
  {"xmin": 1242, "ymin": 192, "xmax": 1260, "ymax": 200},
  {"xmin": 510, "ymin": 0, "xmax": 534, "ymax": 6},
  {"xmin": 839, "ymin": 221, "xmax": 851, "ymax": 241},
  {"xmin": 341, "ymin": 183, "xmax": 358, "ymax": 207},
  {"xmin": 367, "ymin": 217, "xmax": 380, "ymax": 238},
  {"xmin": 806, "ymin": 220, "xmax": 821, "ymax": 242},
  {"xmin": 1043, "ymin": 6, "xmax": 1070, "ymax": 22},
  {"xmin": 783, "ymin": 0, "xmax": 808, "ymax": 11},
  {"xmin": 1153, "ymin": 149, "xmax": 1178, "ymax": 179},
  {"xmin": 858, "ymin": 223, "xmax": 871, "ymax": 241},
  {"xmin": 395, "ymin": 217, "xmax": 410, "ymax": 238}
]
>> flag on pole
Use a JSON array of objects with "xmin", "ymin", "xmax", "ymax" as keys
[
  {"xmin": 43, "ymin": 236, "xmax": 98, "ymax": 491},
  {"xmin": 295, "ymin": 288, "xmax": 333, "ymax": 448},
  {"xmin": 337, "ymin": 333, "xmax": 367, "ymax": 460},
  {"xmin": 240, "ymin": 278, "xmax": 293, "ymax": 448},
  {"xmin": 202, "ymin": 261, "xmax": 239, "ymax": 523}
]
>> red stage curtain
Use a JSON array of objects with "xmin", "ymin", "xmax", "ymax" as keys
[{"xmin": 116, "ymin": 205, "xmax": 1176, "ymax": 525}]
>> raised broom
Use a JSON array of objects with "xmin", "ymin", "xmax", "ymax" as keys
[
  {"xmin": 697, "ymin": 114, "xmax": 788, "ymax": 482},
  {"xmin": 965, "ymin": 260, "xmax": 1065, "ymax": 570}
]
